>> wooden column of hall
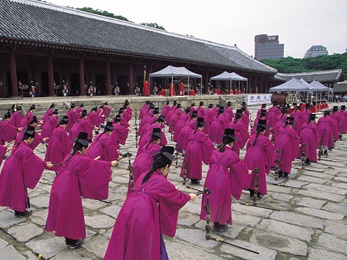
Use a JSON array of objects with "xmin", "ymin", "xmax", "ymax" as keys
[
  {"xmin": 106, "ymin": 59, "xmax": 112, "ymax": 95},
  {"xmin": 10, "ymin": 50, "xmax": 18, "ymax": 97},
  {"xmin": 79, "ymin": 57, "xmax": 86, "ymax": 96},
  {"xmin": 48, "ymin": 53, "xmax": 55, "ymax": 96},
  {"xmin": 129, "ymin": 62, "xmax": 134, "ymax": 95}
]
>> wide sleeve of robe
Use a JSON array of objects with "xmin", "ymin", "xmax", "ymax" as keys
[
  {"xmin": 230, "ymin": 154, "xmax": 249, "ymax": 200},
  {"xmin": 201, "ymin": 133, "xmax": 214, "ymax": 165}
]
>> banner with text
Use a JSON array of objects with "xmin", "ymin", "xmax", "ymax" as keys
[{"xmin": 246, "ymin": 94, "xmax": 272, "ymax": 105}]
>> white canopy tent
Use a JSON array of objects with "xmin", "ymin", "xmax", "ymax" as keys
[
  {"xmin": 210, "ymin": 71, "xmax": 248, "ymax": 93},
  {"xmin": 310, "ymin": 80, "xmax": 329, "ymax": 91},
  {"xmin": 269, "ymin": 78, "xmax": 311, "ymax": 92},
  {"xmin": 149, "ymin": 65, "xmax": 202, "ymax": 93}
]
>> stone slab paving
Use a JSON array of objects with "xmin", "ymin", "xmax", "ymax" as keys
[{"xmin": 0, "ymin": 99, "xmax": 346, "ymax": 259}]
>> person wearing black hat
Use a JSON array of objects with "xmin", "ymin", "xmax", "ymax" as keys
[
  {"xmin": 41, "ymin": 109, "xmax": 59, "ymax": 140},
  {"xmin": 224, "ymin": 101, "xmax": 234, "ymax": 124},
  {"xmin": 256, "ymin": 104, "xmax": 267, "ymax": 120},
  {"xmin": 165, "ymin": 101, "xmax": 177, "ymax": 129},
  {"xmin": 105, "ymin": 146, "xmax": 196, "ymax": 259},
  {"xmin": 181, "ymin": 117, "xmax": 214, "ymax": 184},
  {"xmin": 102, "ymin": 102, "xmax": 113, "ymax": 118},
  {"xmin": 197, "ymin": 101, "xmax": 205, "ymax": 118},
  {"xmin": 330, "ymin": 106, "xmax": 341, "ymax": 142},
  {"xmin": 168, "ymin": 104, "xmax": 182, "ymax": 133},
  {"xmin": 200, "ymin": 128, "xmax": 250, "ymax": 231},
  {"xmin": 42, "ymin": 103, "xmax": 55, "ymax": 123},
  {"xmin": 0, "ymin": 127, "xmax": 53, "ymax": 217},
  {"xmin": 177, "ymin": 110, "xmax": 198, "ymax": 151},
  {"xmin": 122, "ymin": 102, "xmax": 133, "ymax": 122},
  {"xmin": 338, "ymin": 105, "xmax": 347, "ymax": 135},
  {"xmin": 209, "ymin": 106, "xmax": 226, "ymax": 145},
  {"xmin": 88, "ymin": 107, "xmax": 103, "ymax": 128},
  {"xmin": 86, "ymin": 121, "xmax": 118, "ymax": 162},
  {"xmin": 9, "ymin": 105, "xmax": 23, "ymax": 128},
  {"xmin": 290, "ymin": 103, "xmax": 305, "ymax": 136},
  {"xmin": 69, "ymin": 110, "xmax": 97, "ymax": 141},
  {"xmin": 45, "ymin": 116, "xmax": 73, "ymax": 173},
  {"xmin": 317, "ymin": 110, "xmax": 334, "ymax": 155},
  {"xmin": 202, "ymin": 104, "xmax": 214, "ymax": 135},
  {"xmin": 20, "ymin": 104, "xmax": 36, "ymax": 127},
  {"xmin": 273, "ymin": 116, "xmax": 299, "ymax": 179},
  {"xmin": 266, "ymin": 101, "xmax": 281, "ymax": 132},
  {"xmin": 161, "ymin": 100, "xmax": 171, "ymax": 119},
  {"xmin": 229, "ymin": 109, "xmax": 249, "ymax": 156},
  {"xmin": 130, "ymin": 128, "xmax": 163, "ymax": 194},
  {"xmin": 271, "ymin": 108, "xmax": 288, "ymax": 141},
  {"xmin": 65, "ymin": 103, "xmax": 80, "ymax": 132},
  {"xmin": 174, "ymin": 107, "xmax": 191, "ymax": 146},
  {"xmin": 46, "ymin": 132, "xmax": 118, "ymax": 249},
  {"xmin": 0, "ymin": 111, "xmax": 19, "ymax": 145},
  {"xmin": 298, "ymin": 114, "xmax": 319, "ymax": 165},
  {"xmin": 244, "ymin": 119, "xmax": 273, "ymax": 198},
  {"xmin": 75, "ymin": 103, "xmax": 84, "ymax": 114},
  {"xmin": 110, "ymin": 115, "xmax": 130, "ymax": 151}
]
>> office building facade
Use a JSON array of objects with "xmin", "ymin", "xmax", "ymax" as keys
[{"xmin": 254, "ymin": 34, "xmax": 284, "ymax": 61}]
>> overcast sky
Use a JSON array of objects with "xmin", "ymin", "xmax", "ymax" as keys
[{"xmin": 46, "ymin": 0, "xmax": 347, "ymax": 58}]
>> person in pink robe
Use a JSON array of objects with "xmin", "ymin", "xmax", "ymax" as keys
[
  {"xmin": 317, "ymin": 110, "xmax": 335, "ymax": 154},
  {"xmin": 180, "ymin": 118, "xmax": 214, "ymax": 184},
  {"xmin": 161, "ymin": 101, "xmax": 171, "ymax": 119},
  {"xmin": 337, "ymin": 105, "xmax": 347, "ymax": 134},
  {"xmin": 129, "ymin": 128, "xmax": 162, "ymax": 194},
  {"xmin": 46, "ymin": 132, "xmax": 118, "ymax": 248},
  {"xmin": 174, "ymin": 107, "xmax": 190, "ymax": 144},
  {"xmin": 104, "ymin": 146, "xmax": 196, "ymax": 260},
  {"xmin": 273, "ymin": 117, "xmax": 299, "ymax": 178},
  {"xmin": 0, "ymin": 144, "xmax": 11, "ymax": 167},
  {"xmin": 111, "ymin": 115, "xmax": 130, "ymax": 147},
  {"xmin": 266, "ymin": 102, "xmax": 281, "ymax": 131},
  {"xmin": 177, "ymin": 111, "xmax": 197, "ymax": 151},
  {"xmin": 271, "ymin": 108, "xmax": 287, "ymax": 141},
  {"xmin": 14, "ymin": 118, "xmax": 46, "ymax": 150},
  {"xmin": 229, "ymin": 110, "xmax": 250, "ymax": 156},
  {"xmin": 244, "ymin": 120, "xmax": 274, "ymax": 198},
  {"xmin": 41, "ymin": 109, "xmax": 59, "ymax": 139},
  {"xmin": 197, "ymin": 101, "xmax": 205, "ymax": 118},
  {"xmin": 88, "ymin": 107, "xmax": 103, "ymax": 128},
  {"xmin": 0, "ymin": 112, "xmax": 19, "ymax": 144},
  {"xmin": 0, "ymin": 128, "xmax": 53, "ymax": 217},
  {"xmin": 65, "ymin": 103, "xmax": 80, "ymax": 132},
  {"xmin": 200, "ymin": 128, "xmax": 250, "ymax": 232},
  {"xmin": 45, "ymin": 116, "xmax": 73, "ymax": 173},
  {"xmin": 85, "ymin": 122, "xmax": 118, "ymax": 162},
  {"xmin": 9, "ymin": 105, "xmax": 23, "ymax": 128},
  {"xmin": 75, "ymin": 103, "xmax": 84, "ymax": 114},
  {"xmin": 69, "ymin": 110, "xmax": 95, "ymax": 141},
  {"xmin": 331, "ymin": 106, "xmax": 341, "ymax": 141},
  {"xmin": 168, "ymin": 104, "xmax": 182, "ymax": 133},
  {"xmin": 203, "ymin": 104, "xmax": 214, "ymax": 135},
  {"xmin": 102, "ymin": 102, "xmax": 113, "ymax": 117},
  {"xmin": 298, "ymin": 114, "xmax": 319, "ymax": 164},
  {"xmin": 224, "ymin": 101, "xmax": 234, "ymax": 124},
  {"xmin": 42, "ymin": 103, "xmax": 55, "ymax": 123},
  {"xmin": 209, "ymin": 106, "xmax": 227, "ymax": 145},
  {"xmin": 20, "ymin": 104, "xmax": 35, "ymax": 127}
]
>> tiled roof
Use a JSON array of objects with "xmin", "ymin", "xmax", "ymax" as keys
[
  {"xmin": 0, "ymin": 0, "xmax": 276, "ymax": 74},
  {"xmin": 274, "ymin": 69, "xmax": 343, "ymax": 83},
  {"xmin": 334, "ymin": 80, "xmax": 347, "ymax": 93}
]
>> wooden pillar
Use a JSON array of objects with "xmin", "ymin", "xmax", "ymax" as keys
[
  {"xmin": 204, "ymin": 70, "xmax": 209, "ymax": 94},
  {"xmin": 79, "ymin": 57, "xmax": 85, "ymax": 96},
  {"xmin": 48, "ymin": 53, "xmax": 55, "ymax": 96},
  {"xmin": 10, "ymin": 50, "xmax": 18, "ymax": 97},
  {"xmin": 129, "ymin": 62, "xmax": 134, "ymax": 95},
  {"xmin": 260, "ymin": 76, "xmax": 264, "ymax": 93},
  {"xmin": 106, "ymin": 59, "xmax": 112, "ymax": 95}
]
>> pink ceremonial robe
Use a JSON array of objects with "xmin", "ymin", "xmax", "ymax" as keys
[
  {"xmin": 45, "ymin": 126, "xmax": 73, "ymax": 172},
  {"xmin": 200, "ymin": 146, "xmax": 248, "ymax": 225},
  {"xmin": 104, "ymin": 170, "xmax": 190, "ymax": 260},
  {"xmin": 266, "ymin": 106, "xmax": 281, "ymax": 129},
  {"xmin": 336, "ymin": 110, "xmax": 347, "ymax": 134},
  {"xmin": 88, "ymin": 112, "xmax": 103, "ymax": 127},
  {"xmin": 103, "ymin": 105, "xmax": 112, "ymax": 117},
  {"xmin": 9, "ymin": 111, "xmax": 23, "ymax": 128},
  {"xmin": 244, "ymin": 133, "xmax": 274, "ymax": 195},
  {"xmin": 0, "ymin": 145, "xmax": 6, "ymax": 167},
  {"xmin": 86, "ymin": 133, "xmax": 118, "ymax": 162},
  {"xmin": 14, "ymin": 127, "xmax": 43, "ymax": 150},
  {"xmin": 42, "ymin": 108, "xmax": 54, "ymax": 123},
  {"xmin": 69, "ymin": 118, "xmax": 94, "ymax": 141},
  {"xmin": 111, "ymin": 123, "xmax": 129, "ymax": 146},
  {"xmin": 180, "ymin": 129, "xmax": 214, "ymax": 180},
  {"xmin": 66, "ymin": 109, "xmax": 80, "ymax": 132},
  {"xmin": 46, "ymin": 153, "xmax": 112, "ymax": 240},
  {"xmin": 169, "ymin": 108, "xmax": 182, "ymax": 133},
  {"xmin": 137, "ymin": 123, "xmax": 167, "ymax": 155},
  {"xmin": 273, "ymin": 126, "xmax": 299, "ymax": 174},
  {"xmin": 177, "ymin": 119, "xmax": 196, "ymax": 151},
  {"xmin": 330, "ymin": 112, "xmax": 341, "ymax": 141},
  {"xmin": 224, "ymin": 107, "xmax": 234, "ymax": 124},
  {"xmin": 229, "ymin": 120, "xmax": 250, "ymax": 156},
  {"xmin": 317, "ymin": 116, "xmax": 334, "ymax": 150},
  {"xmin": 0, "ymin": 142, "xmax": 45, "ymax": 211},
  {"xmin": 203, "ymin": 109, "xmax": 213, "ymax": 135},
  {"xmin": 291, "ymin": 110, "xmax": 305, "ymax": 136},
  {"xmin": 20, "ymin": 111, "xmax": 34, "ymax": 127},
  {"xmin": 298, "ymin": 122, "xmax": 319, "ymax": 162},
  {"xmin": 0, "ymin": 119, "xmax": 18, "ymax": 143},
  {"xmin": 41, "ymin": 115, "xmax": 58, "ymax": 139},
  {"xmin": 209, "ymin": 115, "xmax": 227, "ymax": 145},
  {"xmin": 174, "ymin": 113, "xmax": 190, "ymax": 142}
]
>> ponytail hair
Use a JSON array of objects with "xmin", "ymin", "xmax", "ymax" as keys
[
  {"xmin": 219, "ymin": 136, "xmax": 233, "ymax": 153},
  {"xmin": 142, "ymin": 153, "xmax": 170, "ymax": 184},
  {"xmin": 145, "ymin": 135, "xmax": 160, "ymax": 149},
  {"xmin": 253, "ymin": 129, "xmax": 262, "ymax": 146}
]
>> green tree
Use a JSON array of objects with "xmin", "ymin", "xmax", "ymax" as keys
[
  {"xmin": 77, "ymin": 7, "xmax": 129, "ymax": 21},
  {"xmin": 140, "ymin": 22, "xmax": 165, "ymax": 30}
]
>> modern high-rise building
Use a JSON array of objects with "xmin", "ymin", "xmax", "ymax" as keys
[
  {"xmin": 304, "ymin": 45, "xmax": 328, "ymax": 58},
  {"xmin": 254, "ymin": 34, "xmax": 284, "ymax": 61}
]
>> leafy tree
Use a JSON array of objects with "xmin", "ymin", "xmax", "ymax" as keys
[
  {"xmin": 140, "ymin": 22, "xmax": 165, "ymax": 30},
  {"xmin": 77, "ymin": 7, "xmax": 129, "ymax": 21},
  {"xmin": 262, "ymin": 53, "xmax": 347, "ymax": 79}
]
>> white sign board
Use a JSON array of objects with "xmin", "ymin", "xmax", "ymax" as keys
[{"xmin": 246, "ymin": 94, "xmax": 272, "ymax": 105}]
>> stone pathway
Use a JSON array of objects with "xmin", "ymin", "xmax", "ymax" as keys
[{"xmin": 0, "ymin": 103, "xmax": 346, "ymax": 260}]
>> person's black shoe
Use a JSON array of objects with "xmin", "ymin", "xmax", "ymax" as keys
[
  {"xmin": 217, "ymin": 224, "xmax": 228, "ymax": 232},
  {"xmin": 257, "ymin": 192, "xmax": 262, "ymax": 199},
  {"xmin": 190, "ymin": 179, "xmax": 200, "ymax": 185},
  {"xmin": 305, "ymin": 158, "xmax": 310, "ymax": 165},
  {"xmin": 69, "ymin": 239, "xmax": 84, "ymax": 249},
  {"xmin": 278, "ymin": 170, "xmax": 283, "ymax": 178},
  {"xmin": 283, "ymin": 172, "xmax": 289, "ymax": 179},
  {"xmin": 65, "ymin": 238, "xmax": 71, "ymax": 246},
  {"xmin": 249, "ymin": 189, "xmax": 255, "ymax": 198},
  {"xmin": 213, "ymin": 222, "xmax": 219, "ymax": 231},
  {"xmin": 15, "ymin": 210, "xmax": 32, "ymax": 217},
  {"xmin": 324, "ymin": 150, "xmax": 328, "ymax": 155}
]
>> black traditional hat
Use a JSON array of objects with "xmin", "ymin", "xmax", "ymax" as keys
[
  {"xmin": 176, "ymin": 104, "xmax": 181, "ymax": 109},
  {"xmin": 160, "ymin": 146, "xmax": 175, "ymax": 163},
  {"xmin": 146, "ymin": 100, "xmax": 151, "ymax": 105},
  {"xmin": 30, "ymin": 105, "xmax": 35, "ymax": 110},
  {"xmin": 227, "ymin": 101, "xmax": 232, "ymax": 107},
  {"xmin": 341, "ymin": 105, "xmax": 346, "ymax": 110},
  {"xmin": 197, "ymin": 117, "xmax": 205, "ymax": 127},
  {"xmin": 173, "ymin": 101, "xmax": 177, "ymax": 106},
  {"xmin": 199, "ymin": 101, "xmax": 204, "ymax": 106},
  {"xmin": 81, "ymin": 110, "xmax": 88, "ymax": 117},
  {"xmin": 286, "ymin": 116, "xmax": 294, "ymax": 124},
  {"xmin": 70, "ymin": 103, "xmax": 76, "ymax": 108},
  {"xmin": 309, "ymin": 114, "xmax": 317, "ymax": 120},
  {"xmin": 150, "ymin": 103, "xmax": 155, "ymax": 110},
  {"xmin": 333, "ymin": 106, "xmax": 338, "ymax": 112},
  {"xmin": 75, "ymin": 132, "xmax": 90, "ymax": 146},
  {"xmin": 4, "ymin": 112, "xmax": 11, "ymax": 119},
  {"xmin": 208, "ymin": 104, "xmax": 213, "ymax": 108},
  {"xmin": 30, "ymin": 116, "xmax": 37, "ymax": 124},
  {"xmin": 191, "ymin": 111, "xmax": 198, "ymax": 118},
  {"xmin": 113, "ymin": 115, "xmax": 121, "ymax": 123},
  {"xmin": 293, "ymin": 102, "xmax": 297, "ymax": 106},
  {"xmin": 17, "ymin": 105, "xmax": 22, "ymax": 111},
  {"xmin": 324, "ymin": 110, "xmax": 331, "ymax": 116},
  {"xmin": 104, "ymin": 102, "xmax": 109, "ymax": 105},
  {"xmin": 152, "ymin": 128, "xmax": 162, "ymax": 139},
  {"xmin": 79, "ymin": 103, "xmax": 84, "ymax": 107},
  {"xmin": 60, "ymin": 115, "xmax": 69, "ymax": 124},
  {"xmin": 257, "ymin": 119, "xmax": 268, "ymax": 131},
  {"xmin": 25, "ymin": 126, "xmax": 35, "ymax": 138},
  {"xmin": 281, "ymin": 108, "xmax": 287, "ymax": 114},
  {"xmin": 124, "ymin": 99, "xmax": 129, "ymax": 105},
  {"xmin": 260, "ymin": 110, "xmax": 267, "ymax": 117},
  {"xmin": 153, "ymin": 107, "xmax": 160, "ymax": 115},
  {"xmin": 236, "ymin": 109, "xmax": 243, "ymax": 119},
  {"xmin": 50, "ymin": 103, "xmax": 55, "ymax": 108},
  {"xmin": 105, "ymin": 121, "xmax": 114, "ymax": 131},
  {"xmin": 91, "ymin": 107, "xmax": 97, "ymax": 112},
  {"xmin": 157, "ymin": 116, "xmax": 165, "ymax": 123},
  {"xmin": 118, "ymin": 108, "xmax": 124, "ymax": 114},
  {"xmin": 223, "ymin": 128, "xmax": 237, "ymax": 141},
  {"xmin": 242, "ymin": 101, "xmax": 247, "ymax": 107},
  {"xmin": 166, "ymin": 101, "xmax": 170, "ymax": 105},
  {"xmin": 185, "ymin": 107, "xmax": 191, "ymax": 113},
  {"xmin": 262, "ymin": 104, "xmax": 266, "ymax": 108},
  {"xmin": 218, "ymin": 106, "xmax": 224, "ymax": 114},
  {"xmin": 53, "ymin": 109, "xmax": 59, "ymax": 115},
  {"xmin": 99, "ymin": 105, "xmax": 104, "ymax": 109},
  {"xmin": 191, "ymin": 103, "xmax": 195, "ymax": 107}
]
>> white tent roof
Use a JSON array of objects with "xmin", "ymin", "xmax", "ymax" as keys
[
  {"xmin": 269, "ymin": 78, "xmax": 310, "ymax": 92},
  {"xmin": 299, "ymin": 78, "xmax": 317, "ymax": 91},
  {"xmin": 210, "ymin": 71, "xmax": 247, "ymax": 81},
  {"xmin": 149, "ymin": 65, "xmax": 202, "ymax": 78},
  {"xmin": 310, "ymin": 80, "xmax": 329, "ymax": 91}
]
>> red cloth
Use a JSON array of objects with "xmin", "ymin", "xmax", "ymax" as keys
[
  {"xmin": 104, "ymin": 170, "xmax": 190, "ymax": 259},
  {"xmin": 144, "ymin": 81, "xmax": 149, "ymax": 96},
  {"xmin": 170, "ymin": 83, "xmax": 175, "ymax": 96},
  {"xmin": 46, "ymin": 152, "xmax": 112, "ymax": 240}
]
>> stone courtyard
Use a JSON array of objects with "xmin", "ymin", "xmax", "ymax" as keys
[{"xmin": 0, "ymin": 97, "xmax": 346, "ymax": 260}]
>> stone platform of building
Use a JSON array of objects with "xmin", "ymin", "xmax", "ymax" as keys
[{"xmin": 0, "ymin": 98, "xmax": 346, "ymax": 260}]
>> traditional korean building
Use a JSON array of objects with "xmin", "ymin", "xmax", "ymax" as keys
[{"xmin": 0, "ymin": 0, "xmax": 277, "ymax": 98}]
